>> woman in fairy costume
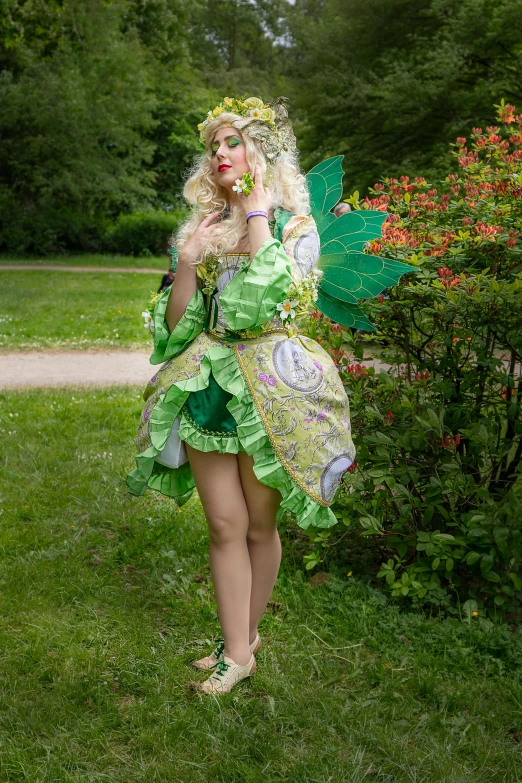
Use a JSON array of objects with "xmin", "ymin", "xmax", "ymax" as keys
[{"xmin": 127, "ymin": 96, "xmax": 356, "ymax": 694}]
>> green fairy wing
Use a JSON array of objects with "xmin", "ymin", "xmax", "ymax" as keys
[{"xmin": 306, "ymin": 156, "xmax": 411, "ymax": 331}]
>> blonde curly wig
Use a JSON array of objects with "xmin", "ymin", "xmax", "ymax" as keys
[{"xmin": 173, "ymin": 112, "xmax": 310, "ymax": 261}]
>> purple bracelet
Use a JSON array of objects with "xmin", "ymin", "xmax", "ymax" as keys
[{"xmin": 246, "ymin": 210, "xmax": 268, "ymax": 222}]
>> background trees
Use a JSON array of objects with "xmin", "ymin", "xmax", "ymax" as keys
[{"xmin": 1, "ymin": 0, "xmax": 521, "ymax": 253}]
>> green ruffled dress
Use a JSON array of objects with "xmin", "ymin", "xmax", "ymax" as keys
[{"xmin": 127, "ymin": 213, "xmax": 356, "ymax": 530}]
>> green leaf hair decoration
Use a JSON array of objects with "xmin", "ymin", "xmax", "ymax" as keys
[{"xmin": 306, "ymin": 156, "xmax": 412, "ymax": 331}]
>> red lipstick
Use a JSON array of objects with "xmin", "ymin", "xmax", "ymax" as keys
[{"xmin": 218, "ymin": 164, "xmax": 231, "ymax": 172}]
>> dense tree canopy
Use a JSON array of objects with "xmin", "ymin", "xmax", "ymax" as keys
[
  {"xmin": 1, "ymin": 0, "xmax": 521, "ymax": 252},
  {"xmin": 286, "ymin": 0, "xmax": 522, "ymax": 189}
]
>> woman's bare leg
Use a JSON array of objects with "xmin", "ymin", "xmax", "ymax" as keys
[
  {"xmin": 186, "ymin": 445, "xmax": 252, "ymax": 665},
  {"xmin": 237, "ymin": 452, "xmax": 282, "ymax": 644}
]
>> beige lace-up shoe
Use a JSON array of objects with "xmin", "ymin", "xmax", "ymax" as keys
[
  {"xmin": 191, "ymin": 654, "xmax": 256, "ymax": 694},
  {"xmin": 191, "ymin": 634, "xmax": 262, "ymax": 671}
]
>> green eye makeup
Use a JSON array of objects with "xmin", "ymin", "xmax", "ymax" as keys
[{"xmin": 211, "ymin": 136, "xmax": 242, "ymax": 155}]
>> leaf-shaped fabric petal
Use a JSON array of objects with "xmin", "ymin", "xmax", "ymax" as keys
[
  {"xmin": 306, "ymin": 156, "xmax": 344, "ymax": 232},
  {"xmin": 316, "ymin": 290, "xmax": 376, "ymax": 332},
  {"xmin": 317, "ymin": 253, "xmax": 412, "ymax": 303},
  {"xmin": 320, "ymin": 210, "xmax": 387, "ymax": 255}
]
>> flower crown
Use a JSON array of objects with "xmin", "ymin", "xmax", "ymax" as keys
[{"xmin": 197, "ymin": 95, "xmax": 296, "ymax": 163}]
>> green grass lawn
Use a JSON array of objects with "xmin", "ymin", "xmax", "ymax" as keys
[
  {"xmin": 1, "ymin": 386, "xmax": 522, "ymax": 781},
  {"xmin": 0, "ymin": 271, "xmax": 161, "ymax": 350},
  {"xmin": 0, "ymin": 254, "xmax": 168, "ymax": 269}
]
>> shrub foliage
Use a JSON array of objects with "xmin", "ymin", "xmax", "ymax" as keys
[
  {"xmin": 105, "ymin": 210, "xmax": 187, "ymax": 257},
  {"xmin": 303, "ymin": 101, "xmax": 522, "ymax": 616}
]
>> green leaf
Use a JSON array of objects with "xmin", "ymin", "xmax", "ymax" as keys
[
  {"xmin": 493, "ymin": 526, "xmax": 510, "ymax": 558},
  {"xmin": 509, "ymin": 573, "xmax": 522, "ymax": 591},
  {"xmin": 462, "ymin": 599, "xmax": 478, "ymax": 623},
  {"xmin": 423, "ymin": 506, "xmax": 435, "ymax": 524}
]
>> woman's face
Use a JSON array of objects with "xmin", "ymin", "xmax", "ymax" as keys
[{"xmin": 210, "ymin": 127, "xmax": 249, "ymax": 194}]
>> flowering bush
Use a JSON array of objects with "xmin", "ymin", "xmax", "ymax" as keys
[{"xmin": 303, "ymin": 101, "xmax": 522, "ymax": 616}]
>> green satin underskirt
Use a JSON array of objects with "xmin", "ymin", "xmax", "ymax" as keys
[{"xmin": 181, "ymin": 371, "xmax": 237, "ymax": 436}]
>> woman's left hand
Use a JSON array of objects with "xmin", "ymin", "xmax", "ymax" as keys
[{"xmin": 239, "ymin": 164, "xmax": 272, "ymax": 215}]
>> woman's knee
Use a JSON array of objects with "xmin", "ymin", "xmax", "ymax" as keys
[
  {"xmin": 207, "ymin": 511, "xmax": 249, "ymax": 546},
  {"xmin": 246, "ymin": 515, "xmax": 279, "ymax": 545}
]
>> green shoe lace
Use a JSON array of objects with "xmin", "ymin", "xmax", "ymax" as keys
[
  {"xmin": 209, "ymin": 639, "xmax": 225, "ymax": 667},
  {"xmin": 212, "ymin": 659, "xmax": 231, "ymax": 679}
]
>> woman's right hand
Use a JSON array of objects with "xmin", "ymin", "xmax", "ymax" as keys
[{"xmin": 178, "ymin": 212, "xmax": 221, "ymax": 266}]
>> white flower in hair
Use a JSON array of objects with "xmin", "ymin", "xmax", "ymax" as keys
[{"xmin": 276, "ymin": 299, "xmax": 299, "ymax": 320}]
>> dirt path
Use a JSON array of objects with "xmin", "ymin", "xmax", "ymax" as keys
[
  {"xmin": 0, "ymin": 265, "xmax": 163, "ymax": 274},
  {"xmin": 0, "ymin": 350, "xmax": 389, "ymax": 389},
  {"xmin": 0, "ymin": 350, "xmax": 154, "ymax": 389}
]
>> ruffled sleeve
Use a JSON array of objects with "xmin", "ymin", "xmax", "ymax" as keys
[{"xmin": 149, "ymin": 287, "xmax": 206, "ymax": 365}]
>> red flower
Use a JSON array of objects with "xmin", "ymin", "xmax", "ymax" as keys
[
  {"xmin": 437, "ymin": 267, "xmax": 453, "ymax": 279},
  {"xmin": 347, "ymin": 364, "xmax": 368, "ymax": 378},
  {"xmin": 378, "ymin": 293, "xmax": 385, "ymax": 304},
  {"xmin": 441, "ymin": 435, "xmax": 460, "ymax": 450},
  {"xmin": 498, "ymin": 105, "xmax": 516, "ymax": 124},
  {"xmin": 474, "ymin": 222, "xmax": 502, "ymax": 242}
]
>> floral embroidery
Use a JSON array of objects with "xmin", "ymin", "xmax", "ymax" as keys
[{"xmin": 258, "ymin": 372, "xmax": 277, "ymax": 387}]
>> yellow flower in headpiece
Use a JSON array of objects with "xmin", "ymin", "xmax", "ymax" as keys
[
  {"xmin": 197, "ymin": 123, "xmax": 205, "ymax": 131},
  {"xmin": 213, "ymin": 106, "xmax": 224, "ymax": 116},
  {"xmin": 224, "ymin": 97, "xmax": 233, "ymax": 107},
  {"xmin": 244, "ymin": 96, "xmax": 264, "ymax": 110},
  {"xmin": 260, "ymin": 108, "xmax": 276, "ymax": 124}
]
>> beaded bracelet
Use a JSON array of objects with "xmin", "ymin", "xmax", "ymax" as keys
[{"xmin": 246, "ymin": 210, "xmax": 268, "ymax": 222}]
